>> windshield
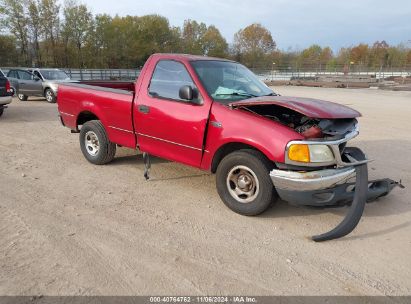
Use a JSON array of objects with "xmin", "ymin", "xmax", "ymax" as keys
[
  {"xmin": 40, "ymin": 70, "xmax": 70, "ymax": 80},
  {"xmin": 191, "ymin": 60, "xmax": 275, "ymax": 103}
]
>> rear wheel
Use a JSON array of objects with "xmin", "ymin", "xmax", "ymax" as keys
[
  {"xmin": 17, "ymin": 93, "xmax": 28, "ymax": 101},
  {"xmin": 79, "ymin": 120, "xmax": 116, "ymax": 165},
  {"xmin": 216, "ymin": 149, "xmax": 277, "ymax": 216},
  {"xmin": 0, "ymin": 108, "xmax": 4, "ymax": 117},
  {"xmin": 44, "ymin": 88, "xmax": 56, "ymax": 103}
]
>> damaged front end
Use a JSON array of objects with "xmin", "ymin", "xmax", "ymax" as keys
[{"xmin": 233, "ymin": 99, "xmax": 403, "ymax": 242}]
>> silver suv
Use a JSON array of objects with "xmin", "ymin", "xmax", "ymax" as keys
[{"xmin": 7, "ymin": 68, "xmax": 74, "ymax": 103}]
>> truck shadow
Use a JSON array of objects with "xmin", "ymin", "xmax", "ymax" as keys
[{"xmin": 111, "ymin": 152, "xmax": 171, "ymax": 166}]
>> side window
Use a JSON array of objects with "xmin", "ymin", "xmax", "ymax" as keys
[
  {"xmin": 34, "ymin": 71, "xmax": 42, "ymax": 79},
  {"xmin": 148, "ymin": 60, "xmax": 199, "ymax": 102},
  {"xmin": 8, "ymin": 70, "xmax": 17, "ymax": 78},
  {"xmin": 18, "ymin": 71, "xmax": 33, "ymax": 80}
]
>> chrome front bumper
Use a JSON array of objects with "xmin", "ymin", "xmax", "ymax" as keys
[
  {"xmin": 270, "ymin": 147, "xmax": 401, "ymax": 207},
  {"xmin": 270, "ymin": 166, "xmax": 356, "ymax": 192}
]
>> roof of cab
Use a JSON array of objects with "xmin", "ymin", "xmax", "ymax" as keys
[{"xmin": 151, "ymin": 53, "xmax": 234, "ymax": 62}]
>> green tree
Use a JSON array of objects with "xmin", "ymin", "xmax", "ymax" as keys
[
  {"xmin": 135, "ymin": 15, "xmax": 180, "ymax": 64},
  {"xmin": 233, "ymin": 23, "xmax": 276, "ymax": 68},
  {"xmin": 0, "ymin": 35, "xmax": 19, "ymax": 65},
  {"xmin": 62, "ymin": 0, "xmax": 93, "ymax": 67},
  {"xmin": 39, "ymin": 0, "xmax": 60, "ymax": 66},
  {"xmin": 300, "ymin": 44, "xmax": 322, "ymax": 69},
  {"xmin": 182, "ymin": 19, "xmax": 207, "ymax": 55},
  {"xmin": 370, "ymin": 40, "xmax": 389, "ymax": 69},
  {"xmin": 201, "ymin": 25, "xmax": 228, "ymax": 58},
  {"xmin": 27, "ymin": 0, "xmax": 42, "ymax": 66},
  {"xmin": 0, "ymin": 0, "xmax": 30, "ymax": 65}
]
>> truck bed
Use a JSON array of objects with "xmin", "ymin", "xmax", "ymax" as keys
[
  {"xmin": 58, "ymin": 81, "xmax": 137, "ymax": 148},
  {"xmin": 79, "ymin": 80, "xmax": 136, "ymax": 92}
]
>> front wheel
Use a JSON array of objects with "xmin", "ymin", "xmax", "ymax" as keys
[
  {"xmin": 18, "ymin": 93, "xmax": 28, "ymax": 101},
  {"xmin": 79, "ymin": 120, "xmax": 116, "ymax": 165},
  {"xmin": 44, "ymin": 88, "xmax": 56, "ymax": 103},
  {"xmin": 216, "ymin": 149, "xmax": 277, "ymax": 216}
]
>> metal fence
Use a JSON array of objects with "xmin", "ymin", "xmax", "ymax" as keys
[
  {"xmin": 2, "ymin": 67, "xmax": 410, "ymax": 82},
  {"xmin": 0, "ymin": 68, "xmax": 141, "ymax": 81},
  {"xmin": 62, "ymin": 69, "xmax": 140, "ymax": 80},
  {"xmin": 250, "ymin": 69, "xmax": 411, "ymax": 82}
]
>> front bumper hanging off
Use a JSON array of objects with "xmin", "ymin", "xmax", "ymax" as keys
[{"xmin": 270, "ymin": 147, "xmax": 403, "ymax": 242}]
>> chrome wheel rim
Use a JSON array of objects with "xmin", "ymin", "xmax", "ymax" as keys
[
  {"xmin": 18, "ymin": 94, "xmax": 25, "ymax": 100},
  {"xmin": 226, "ymin": 165, "xmax": 259, "ymax": 203},
  {"xmin": 46, "ymin": 90, "xmax": 53, "ymax": 102},
  {"xmin": 85, "ymin": 131, "xmax": 100, "ymax": 156}
]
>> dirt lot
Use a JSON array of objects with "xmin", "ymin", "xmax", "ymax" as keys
[{"xmin": 0, "ymin": 87, "xmax": 410, "ymax": 296}]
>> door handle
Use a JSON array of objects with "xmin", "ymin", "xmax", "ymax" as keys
[{"xmin": 138, "ymin": 104, "xmax": 150, "ymax": 114}]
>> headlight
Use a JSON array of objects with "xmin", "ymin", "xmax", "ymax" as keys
[{"xmin": 288, "ymin": 144, "xmax": 334, "ymax": 163}]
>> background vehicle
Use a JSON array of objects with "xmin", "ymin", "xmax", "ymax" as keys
[
  {"xmin": 57, "ymin": 53, "xmax": 400, "ymax": 241},
  {"xmin": 7, "ymin": 68, "xmax": 73, "ymax": 103},
  {"xmin": 0, "ymin": 73, "xmax": 12, "ymax": 117}
]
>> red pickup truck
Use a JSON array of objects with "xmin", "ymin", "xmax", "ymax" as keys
[{"xmin": 58, "ymin": 53, "xmax": 401, "ymax": 241}]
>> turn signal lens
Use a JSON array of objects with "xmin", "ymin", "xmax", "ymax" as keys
[{"xmin": 288, "ymin": 144, "xmax": 310, "ymax": 163}]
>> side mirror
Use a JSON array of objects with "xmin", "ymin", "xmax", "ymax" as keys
[
  {"xmin": 179, "ymin": 85, "xmax": 193, "ymax": 100},
  {"xmin": 179, "ymin": 85, "xmax": 203, "ymax": 105},
  {"xmin": 34, "ymin": 76, "xmax": 41, "ymax": 81}
]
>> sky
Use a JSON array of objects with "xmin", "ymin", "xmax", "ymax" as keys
[{"xmin": 83, "ymin": 0, "xmax": 411, "ymax": 51}]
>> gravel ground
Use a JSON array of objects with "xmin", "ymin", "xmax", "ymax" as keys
[{"xmin": 0, "ymin": 87, "xmax": 410, "ymax": 296}]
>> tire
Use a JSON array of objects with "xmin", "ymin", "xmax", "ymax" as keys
[
  {"xmin": 216, "ymin": 149, "xmax": 277, "ymax": 216},
  {"xmin": 17, "ymin": 93, "xmax": 28, "ymax": 101},
  {"xmin": 44, "ymin": 88, "xmax": 56, "ymax": 103},
  {"xmin": 10, "ymin": 87, "xmax": 16, "ymax": 96},
  {"xmin": 79, "ymin": 120, "xmax": 116, "ymax": 165},
  {"xmin": 0, "ymin": 108, "xmax": 4, "ymax": 117}
]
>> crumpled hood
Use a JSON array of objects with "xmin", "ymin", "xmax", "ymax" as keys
[{"xmin": 229, "ymin": 96, "xmax": 361, "ymax": 119}]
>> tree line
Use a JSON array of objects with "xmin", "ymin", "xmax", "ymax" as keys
[{"xmin": 1, "ymin": 0, "xmax": 410, "ymax": 70}]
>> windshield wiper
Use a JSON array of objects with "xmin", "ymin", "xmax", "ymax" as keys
[
  {"xmin": 215, "ymin": 92, "xmax": 257, "ymax": 98},
  {"xmin": 262, "ymin": 92, "xmax": 278, "ymax": 96}
]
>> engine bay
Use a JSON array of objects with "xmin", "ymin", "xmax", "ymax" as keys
[{"xmin": 238, "ymin": 104, "xmax": 358, "ymax": 140}]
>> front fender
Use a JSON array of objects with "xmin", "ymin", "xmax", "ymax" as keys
[{"xmin": 200, "ymin": 103, "xmax": 304, "ymax": 170}]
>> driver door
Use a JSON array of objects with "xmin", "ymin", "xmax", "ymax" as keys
[
  {"xmin": 134, "ymin": 59, "xmax": 212, "ymax": 168},
  {"xmin": 18, "ymin": 71, "xmax": 42, "ymax": 95}
]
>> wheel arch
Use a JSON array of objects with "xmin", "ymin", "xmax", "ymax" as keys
[
  {"xmin": 210, "ymin": 142, "xmax": 274, "ymax": 173},
  {"xmin": 43, "ymin": 87, "xmax": 52, "ymax": 95},
  {"xmin": 76, "ymin": 111, "xmax": 101, "ymax": 129}
]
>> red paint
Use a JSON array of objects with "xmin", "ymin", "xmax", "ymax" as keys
[
  {"xmin": 57, "ymin": 53, "xmax": 361, "ymax": 170},
  {"xmin": 230, "ymin": 96, "xmax": 361, "ymax": 119},
  {"xmin": 80, "ymin": 80, "xmax": 135, "ymax": 92}
]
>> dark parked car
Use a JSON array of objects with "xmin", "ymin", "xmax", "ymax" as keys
[
  {"xmin": 7, "ymin": 68, "xmax": 73, "ymax": 103},
  {"xmin": 0, "ymin": 72, "xmax": 12, "ymax": 117}
]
